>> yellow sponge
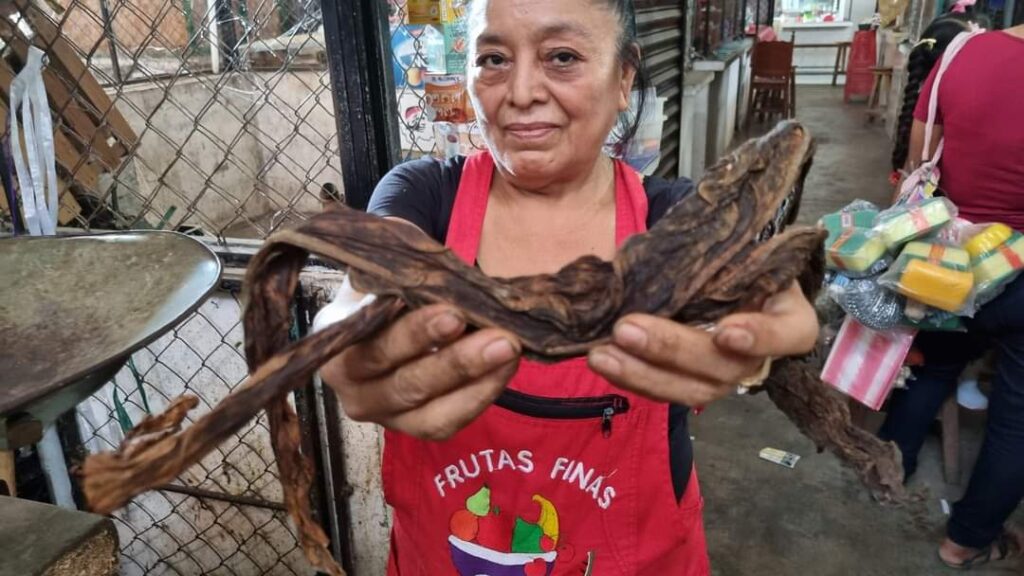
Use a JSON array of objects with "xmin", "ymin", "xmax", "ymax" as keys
[
  {"xmin": 826, "ymin": 229, "xmax": 887, "ymax": 272},
  {"xmin": 897, "ymin": 259, "xmax": 974, "ymax": 312},
  {"xmin": 875, "ymin": 198, "xmax": 954, "ymax": 249},
  {"xmin": 965, "ymin": 224, "xmax": 1014, "ymax": 260},
  {"xmin": 972, "ymin": 231, "xmax": 1024, "ymax": 288},
  {"xmin": 900, "ymin": 241, "xmax": 971, "ymax": 271}
]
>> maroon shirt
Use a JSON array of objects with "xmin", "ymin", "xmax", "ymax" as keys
[{"xmin": 914, "ymin": 31, "xmax": 1024, "ymax": 231}]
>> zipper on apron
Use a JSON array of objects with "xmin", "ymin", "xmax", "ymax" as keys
[
  {"xmin": 601, "ymin": 406, "xmax": 615, "ymax": 438},
  {"xmin": 495, "ymin": 389, "xmax": 630, "ymax": 437}
]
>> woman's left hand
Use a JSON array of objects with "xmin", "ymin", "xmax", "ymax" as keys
[{"xmin": 587, "ymin": 282, "xmax": 818, "ymax": 406}]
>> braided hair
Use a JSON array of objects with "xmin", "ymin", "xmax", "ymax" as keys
[{"xmin": 891, "ymin": 14, "xmax": 973, "ymax": 172}]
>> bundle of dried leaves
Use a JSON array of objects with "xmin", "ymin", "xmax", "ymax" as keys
[{"xmin": 81, "ymin": 122, "xmax": 904, "ymax": 576}]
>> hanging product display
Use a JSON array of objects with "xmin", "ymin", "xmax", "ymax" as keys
[
  {"xmin": 391, "ymin": 25, "xmax": 446, "ymax": 88},
  {"xmin": 424, "ymin": 74, "xmax": 475, "ymax": 123},
  {"xmin": 393, "ymin": 1, "xmax": 480, "ymax": 159}
]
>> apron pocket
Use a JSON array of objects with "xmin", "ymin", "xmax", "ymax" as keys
[{"xmin": 495, "ymin": 388, "xmax": 630, "ymax": 437}]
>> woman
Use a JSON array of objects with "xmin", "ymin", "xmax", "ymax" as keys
[
  {"xmin": 320, "ymin": 1, "xmax": 818, "ymax": 573},
  {"xmin": 889, "ymin": 14, "xmax": 973, "ymax": 178},
  {"xmin": 880, "ymin": 18, "xmax": 1024, "ymax": 570}
]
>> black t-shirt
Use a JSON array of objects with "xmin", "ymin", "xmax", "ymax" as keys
[{"xmin": 368, "ymin": 156, "xmax": 696, "ymax": 501}]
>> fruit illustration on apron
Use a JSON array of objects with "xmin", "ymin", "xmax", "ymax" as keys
[{"xmin": 447, "ymin": 484, "xmax": 595, "ymax": 576}]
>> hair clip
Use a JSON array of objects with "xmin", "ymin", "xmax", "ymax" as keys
[{"xmin": 912, "ymin": 38, "xmax": 937, "ymax": 50}]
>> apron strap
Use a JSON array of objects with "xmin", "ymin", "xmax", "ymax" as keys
[
  {"xmin": 446, "ymin": 151, "xmax": 494, "ymax": 263},
  {"xmin": 614, "ymin": 158, "xmax": 649, "ymax": 244},
  {"xmin": 445, "ymin": 152, "xmax": 649, "ymax": 264}
]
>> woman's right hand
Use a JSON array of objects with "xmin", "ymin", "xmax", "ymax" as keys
[{"xmin": 320, "ymin": 304, "xmax": 521, "ymax": 440}]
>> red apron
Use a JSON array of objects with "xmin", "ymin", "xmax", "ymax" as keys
[{"xmin": 383, "ymin": 152, "xmax": 709, "ymax": 576}]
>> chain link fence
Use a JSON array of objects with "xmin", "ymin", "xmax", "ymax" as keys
[
  {"xmin": 0, "ymin": 0, "xmax": 350, "ymax": 573},
  {"xmin": 1, "ymin": 0, "xmax": 342, "ymax": 240},
  {"xmin": 68, "ymin": 286, "xmax": 316, "ymax": 575}
]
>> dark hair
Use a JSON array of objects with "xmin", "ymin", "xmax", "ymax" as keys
[
  {"xmin": 891, "ymin": 13, "xmax": 973, "ymax": 171},
  {"xmin": 600, "ymin": 0, "xmax": 652, "ymax": 156}
]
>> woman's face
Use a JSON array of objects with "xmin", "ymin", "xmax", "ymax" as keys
[{"xmin": 467, "ymin": 0, "xmax": 635, "ymax": 188}]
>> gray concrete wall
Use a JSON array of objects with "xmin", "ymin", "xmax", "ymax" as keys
[
  {"xmin": 255, "ymin": 72, "xmax": 344, "ymax": 212},
  {"xmin": 340, "ymin": 415, "xmax": 390, "ymax": 574},
  {"xmin": 114, "ymin": 71, "xmax": 341, "ymax": 235}
]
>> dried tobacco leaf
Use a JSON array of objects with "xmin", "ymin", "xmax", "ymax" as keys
[{"xmin": 82, "ymin": 122, "xmax": 904, "ymax": 575}]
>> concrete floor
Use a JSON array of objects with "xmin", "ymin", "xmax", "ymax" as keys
[{"xmin": 695, "ymin": 86, "xmax": 1023, "ymax": 575}]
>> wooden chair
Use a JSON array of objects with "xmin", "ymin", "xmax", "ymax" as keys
[
  {"xmin": 747, "ymin": 40, "xmax": 796, "ymax": 129},
  {"xmin": 866, "ymin": 67, "xmax": 894, "ymax": 123},
  {"xmin": 832, "ymin": 40, "xmax": 851, "ymax": 86},
  {"xmin": 939, "ymin": 396, "xmax": 961, "ymax": 484},
  {"xmin": 937, "ymin": 355, "xmax": 996, "ymax": 484}
]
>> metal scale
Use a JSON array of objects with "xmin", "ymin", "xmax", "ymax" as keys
[{"xmin": 0, "ymin": 231, "xmax": 221, "ymax": 502}]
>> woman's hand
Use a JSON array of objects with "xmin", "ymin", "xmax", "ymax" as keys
[
  {"xmin": 587, "ymin": 282, "xmax": 818, "ymax": 406},
  {"xmin": 320, "ymin": 304, "xmax": 521, "ymax": 440}
]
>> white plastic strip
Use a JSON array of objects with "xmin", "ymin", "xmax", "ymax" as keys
[{"xmin": 9, "ymin": 46, "xmax": 58, "ymax": 236}]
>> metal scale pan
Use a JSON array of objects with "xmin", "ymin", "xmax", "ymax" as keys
[{"xmin": 0, "ymin": 231, "xmax": 222, "ymax": 450}]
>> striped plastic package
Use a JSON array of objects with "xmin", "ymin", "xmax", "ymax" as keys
[{"xmin": 821, "ymin": 317, "xmax": 916, "ymax": 410}]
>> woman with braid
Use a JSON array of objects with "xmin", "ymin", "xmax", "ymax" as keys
[
  {"xmin": 889, "ymin": 15, "xmax": 973, "ymax": 179},
  {"xmin": 879, "ymin": 14, "xmax": 1024, "ymax": 571}
]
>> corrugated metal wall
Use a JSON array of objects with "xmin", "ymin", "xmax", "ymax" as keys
[{"xmin": 636, "ymin": 0, "xmax": 687, "ymax": 179}]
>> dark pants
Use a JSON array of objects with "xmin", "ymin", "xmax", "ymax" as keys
[{"xmin": 878, "ymin": 276, "xmax": 1024, "ymax": 549}]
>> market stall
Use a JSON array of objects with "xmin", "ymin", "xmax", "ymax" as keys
[{"xmin": 775, "ymin": 0, "xmax": 877, "ymax": 84}]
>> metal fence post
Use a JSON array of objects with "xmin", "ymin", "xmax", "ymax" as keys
[
  {"xmin": 97, "ymin": 0, "xmax": 122, "ymax": 84},
  {"xmin": 215, "ymin": 0, "xmax": 240, "ymax": 71},
  {"xmin": 322, "ymin": 0, "xmax": 401, "ymax": 211}
]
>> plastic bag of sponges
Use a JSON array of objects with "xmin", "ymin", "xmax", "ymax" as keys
[
  {"xmin": 818, "ymin": 201, "xmax": 890, "ymax": 277},
  {"xmin": 879, "ymin": 240, "xmax": 976, "ymax": 315},
  {"xmin": 963, "ymin": 223, "xmax": 1024, "ymax": 304},
  {"xmin": 873, "ymin": 197, "xmax": 956, "ymax": 251}
]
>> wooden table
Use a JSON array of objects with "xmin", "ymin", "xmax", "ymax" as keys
[{"xmin": 793, "ymin": 40, "xmax": 852, "ymax": 85}]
